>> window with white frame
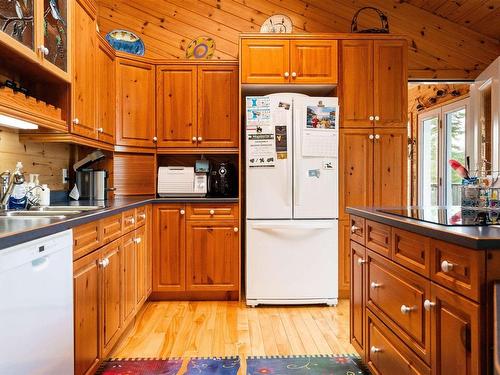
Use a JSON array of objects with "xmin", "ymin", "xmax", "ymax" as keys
[{"xmin": 418, "ymin": 98, "xmax": 470, "ymax": 206}]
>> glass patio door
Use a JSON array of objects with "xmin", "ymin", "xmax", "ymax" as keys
[{"xmin": 419, "ymin": 98, "xmax": 470, "ymax": 206}]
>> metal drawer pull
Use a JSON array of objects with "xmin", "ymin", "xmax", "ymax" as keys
[
  {"xmin": 370, "ymin": 281, "xmax": 382, "ymax": 289},
  {"xmin": 180, "ymin": 209, "xmax": 185, "ymax": 215},
  {"xmin": 139, "ymin": 213, "xmax": 146, "ymax": 220},
  {"xmin": 127, "ymin": 218, "xmax": 135, "ymax": 224},
  {"xmin": 234, "ymin": 227, "xmax": 239, "ymax": 233},
  {"xmin": 371, "ymin": 346, "xmax": 382, "ymax": 354},
  {"xmin": 209, "ymin": 209, "xmax": 215, "ymax": 215},
  {"xmin": 351, "ymin": 225, "xmax": 360, "ymax": 234},
  {"xmin": 441, "ymin": 260, "xmax": 454, "ymax": 273},
  {"xmin": 99, "ymin": 258, "xmax": 110, "ymax": 268},
  {"xmin": 424, "ymin": 300, "xmax": 436, "ymax": 311},
  {"xmin": 97, "ymin": 127, "xmax": 103, "ymax": 133},
  {"xmin": 357, "ymin": 258, "xmax": 367, "ymax": 265},
  {"xmin": 197, "ymin": 136, "xmax": 203, "ymax": 142},
  {"xmin": 369, "ymin": 134, "xmax": 374, "ymax": 140},
  {"xmin": 291, "ymin": 72, "xmax": 297, "ymax": 78},
  {"xmin": 134, "ymin": 237, "xmax": 142, "ymax": 244},
  {"xmin": 375, "ymin": 134, "xmax": 380, "ymax": 140},
  {"xmin": 374, "ymin": 115, "xmax": 380, "ymax": 121},
  {"xmin": 192, "ymin": 136, "xmax": 197, "ymax": 142},
  {"xmin": 284, "ymin": 71, "xmax": 290, "ymax": 78},
  {"xmin": 400, "ymin": 304, "xmax": 414, "ymax": 314},
  {"xmin": 369, "ymin": 116, "xmax": 374, "ymax": 121}
]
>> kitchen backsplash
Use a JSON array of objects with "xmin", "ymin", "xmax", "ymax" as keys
[{"xmin": 0, "ymin": 127, "xmax": 70, "ymax": 191}]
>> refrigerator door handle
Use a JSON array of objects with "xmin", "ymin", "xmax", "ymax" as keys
[{"xmin": 252, "ymin": 222, "xmax": 335, "ymax": 230}]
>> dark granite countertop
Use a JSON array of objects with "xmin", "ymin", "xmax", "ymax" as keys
[
  {"xmin": 0, "ymin": 196, "xmax": 239, "ymax": 250},
  {"xmin": 347, "ymin": 207, "xmax": 500, "ymax": 250}
]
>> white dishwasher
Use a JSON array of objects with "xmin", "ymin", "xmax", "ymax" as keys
[{"xmin": 0, "ymin": 230, "xmax": 74, "ymax": 375}]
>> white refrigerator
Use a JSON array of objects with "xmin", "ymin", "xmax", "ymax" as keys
[{"xmin": 246, "ymin": 93, "xmax": 339, "ymax": 307}]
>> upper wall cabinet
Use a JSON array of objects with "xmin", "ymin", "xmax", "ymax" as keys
[
  {"xmin": 241, "ymin": 38, "xmax": 338, "ymax": 84},
  {"xmin": 116, "ymin": 57, "xmax": 156, "ymax": 148},
  {"xmin": 0, "ymin": 0, "xmax": 71, "ymax": 81},
  {"xmin": 71, "ymin": 0, "xmax": 97, "ymax": 139},
  {"xmin": 96, "ymin": 35, "xmax": 116, "ymax": 145},
  {"xmin": 156, "ymin": 63, "xmax": 239, "ymax": 149},
  {"xmin": 340, "ymin": 39, "xmax": 407, "ymax": 128}
]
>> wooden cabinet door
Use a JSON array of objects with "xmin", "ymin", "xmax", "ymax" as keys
[
  {"xmin": 290, "ymin": 40, "xmax": 338, "ymax": 84},
  {"xmin": 339, "ymin": 129, "xmax": 374, "ymax": 219},
  {"xmin": 73, "ymin": 249, "xmax": 101, "ymax": 375},
  {"xmin": 121, "ymin": 232, "xmax": 136, "ymax": 326},
  {"xmin": 338, "ymin": 219, "xmax": 351, "ymax": 297},
  {"xmin": 186, "ymin": 221, "xmax": 239, "ymax": 291},
  {"xmin": 100, "ymin": 240, "xmax": 122, "ymax": 357},
  {"xmin": 241, "ymin": 39, "xmax": 290, "ymax": 84},
  {"xmin": 135, "ymin": 225, "xmax": 147, "ymax": 308},
  {"xmin": 373, "ymin": 40, "xmax": 408, "ymax": 128},
  {"xmin": 431, "ymin": 283, "xmax": 481, "ymax": 375},
  {"xmin": 96, "ymin": 37, "xmax": 116, "ymax": 144},
  {"xmin": 373, "ymin": 128, "xmax": 407, "ymax": 207},
  {"xmin": 340, "ymin": 40, "xmax": 373, "ymax": 128},
  {"xmin": 71, "ymin": 0, "xmax": 97, "ymax": 139},
  {"xmin": 350, "ymin": 241, "xmax": 366, "ymax": 358},
  {"xmin": 116, "ymin": 58, "xmax": 156, "ymax": 147},
  {"xmin": 197, "ymin": 65, "xmax": 239, "ymax": 148},
  {"xmin": 156, "ymin": 65, "xmax": 197, "ymax": 147},
  {"xmin": 153, "ymin": 204, "xmax": 186, "ymax": 292}
]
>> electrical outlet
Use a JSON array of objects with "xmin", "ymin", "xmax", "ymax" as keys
[{"xmin": 62, "ymin": 168, "xmax": 68, "ymax": 184}]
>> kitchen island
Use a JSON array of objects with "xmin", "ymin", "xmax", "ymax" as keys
[{"xmin": 347, "ymin": 206, "xmax": 500, "ymax": 375}]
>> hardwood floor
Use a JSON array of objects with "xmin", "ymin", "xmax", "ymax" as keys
[{"xmin": 112, "ymin": 300, "xmax": 354, "ymax": 360}]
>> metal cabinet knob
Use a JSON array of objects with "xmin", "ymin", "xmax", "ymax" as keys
[
  {"xmin": 284, "ymin": 72, "xmax": 290, "ymax": 78},
  {"xmin": 400, "ymin": 304, "xmax": 414, "ymax": 314},
  {"xmin": 424, "ymin": 299, "xmax": 436, "ymax": 311},
  {"xmin": 197, "ymin": 136, "xmax": 203, "ymax": 142},
  {"xmin": 134, "ymin": 237, "xmax": 142, "ymax": 244},
  {"xmin": 375, "ymin": 134, "xmax": 380, "ymax": 140},
  {"xmin": 97, "ymin": 127, "xmax": 103, "ymax": 133},
  {"xmin": 351, "ymin": 225, "xmax": 360, "ymax": 234},
  {"xmin": 139, "ymin": 213, "xmax": 146, "ymax": 220},
  {"xmin": 370, "ymin": 281, "xmax": 382, "ymax": 289},
  {"xmin": 291, "ymin": 72, "xmax": 297, "ymax": 78},
  {"xmin": 73, "ymin": 118, "xmax": 80, "ymax": 125},
  {"xmin": 209, "ymin": 209, "xmax": 215, "ymax": 215},
  {"xmin": 441, "ymin": 260, "xmax": 454, "ymax": 273},
  {"xmin": 371, "ymin": 346, "xmax": 382, "ymax": 354},
  {"xmin": 369, "ymin": 116, "xmax": 374, "ymax": 121},
  {"xmin": 99, "ymin": 258, "xmax": 110, "ymax": 268},
  {"xmin": 357, "ymin": 258, "xmax": 367, "ymax": 265},
  {"xmin": 369, "ymin": 134, "xmax": 374, "ymax": 140},
  {"xmin": 180, "ymin": 209, "xmax": 185, "ymax": 215},
  {"xmin": 374, "ymin": 115, "xmax": 380, "ymax": 121},
  {"xmin": 153, "ymin": 136, "xmax": 158, "ymax": 142},
  {"xmin": 128, "ymin": 218, "xmax": 135, "ymax": 224},
  {"xmin": 39, "ymin": 45, "xmax": 49, "ymax": 56},
  {"xmin": 234, "ymin": 227, "xmax": 239, "ymax": 233},
  {"xmin": 192, "ymin": 136, "xmax": 197, "ymax": 142}
]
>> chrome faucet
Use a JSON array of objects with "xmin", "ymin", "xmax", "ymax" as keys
[{"xmin": 25, "ymin": 185, "xmax": 45, "ymax": 210}]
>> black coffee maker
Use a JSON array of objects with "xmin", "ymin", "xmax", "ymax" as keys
[{"xmin": 208, "ymin": 162, "xmax": 236, "ymax": 197}]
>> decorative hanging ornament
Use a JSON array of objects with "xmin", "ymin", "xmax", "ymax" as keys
[
  {"xmin": 186, "ymin": 36, "xmax": 215, "ymax": 59},
  {"xmin": 260, "ymin": 14, "xmax": 293, "ymax": 33}
]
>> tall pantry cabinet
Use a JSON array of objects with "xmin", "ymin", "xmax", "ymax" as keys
[{"xmin": 339, "ymin": 39, "xmax": 408, "ymax": 296}]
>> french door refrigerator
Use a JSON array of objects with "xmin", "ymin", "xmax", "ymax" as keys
[{"xmin": 246, "ymin": 93, "xmax": 339, "ymax": 307}]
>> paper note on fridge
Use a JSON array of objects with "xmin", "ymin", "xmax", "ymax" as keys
[
  {"xmin": 248, "ymin": 132, "xmax": 276, "ymax": 168},
  {"xmin": 246, "ymin": 96, "xmax": 271, "ymax": 127}
]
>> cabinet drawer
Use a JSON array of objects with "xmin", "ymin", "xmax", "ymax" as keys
[
  {"xmin": 101, "ymin": 214, "xmax": 122, "ymax": 244},
  {"xmin": 73, "ymin": 221, "xmax": 102, "ymax": 260},
  {"xmin": 122, "ymin": 209, "xmax": 136, "ymax": 233},
  {"xmin": 392, "ymin": 228, "xmax": 431, "ymax": 277},
  {"xmin": 366, "ymin": 220, "xmax": 391, "ymax": 257},
  {"xmin": 367, "ymin": 250, "xmax": 431, "ymax": 363},
  {"xmin": 186, "ymin": 204, "xmax": 238, "ymax": 221},
  {"xmin": 367, "ymin": 311, "xmax": 430, "ymax": 375},
  {"xmin": 430, "ymin": 240, "xmax": 484, "ymax": 302},
  {"xmin": 349, "ymin": 215, "xmax": 365, "ymax": 245},
  {"xmin": 136, "ymin": 205, "xmax": 148, "ymax": 228}
]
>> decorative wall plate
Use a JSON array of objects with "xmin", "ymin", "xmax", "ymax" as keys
[
  {"xmin": 260, "ymin": 14, "xmax": 293, "ymax": 33},
  {"xmin": 105, "ymin": 29, "xmax": 145, "ymax": 56},
  {"xmin": 186, "ymin": 36, "xmax": 215, "ymax": 59}
]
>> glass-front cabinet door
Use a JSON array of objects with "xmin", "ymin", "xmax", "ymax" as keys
[
  {"xmin": 0, "ymin": 0, "xmax": 35, "ymax": 51},
  {"xmin": 42, "ymin": 0, "xmax": 67, "ymax": 72}
]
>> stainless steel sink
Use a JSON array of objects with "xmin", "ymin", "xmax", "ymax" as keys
[
  {"xmin": 0, "ymin": 211, "xmax": 73, "ymax": 219},
  {"xmin": 30, "ymin": 205, "xmax": 102, "ymax": 212}
]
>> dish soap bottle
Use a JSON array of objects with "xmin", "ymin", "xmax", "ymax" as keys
[
  {"xmin": 8, "ymin": 162, "xmax": 27, "ymax": 210},
  {"xmin": 40, "ymin": 184, "xmax": 50, "ymax": 206}
]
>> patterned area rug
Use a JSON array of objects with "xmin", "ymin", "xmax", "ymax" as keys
[
  {"xmin": 186, "ymin": 357, "xmax": 240, "ymax": 374},
  {"xmin": 95, "ymin": 358, "xmax": 183, "ymax": 375},
  {"xmin": 246, "ymin": 355, "xmax": 369, "ymax": 375}
]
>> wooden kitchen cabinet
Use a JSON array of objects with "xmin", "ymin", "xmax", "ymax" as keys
[
  {"xmin": 290, "ymin": 40, "xmax": 338, "ymax": 84},
  {"xmin": 135, "ymin": 224, "xmax": 148, "ymax": 308},
  {"xmin": 156, "ymin": 65, "xmax": 197, "ymax": 147},
  {"xmin": 241, "ymin": 39, "xmax": 290, "ymax": 84},
  {"xmin": 198, "ymin": 65, "xmax": 239, "ymax": 148},
  {"xmin": 350, "ymin": 240, "xmax": 366, "ymax": 358},
  {"xmin": 121, "ymin": 231, "xmax": 136, "ymax": 326},
  {"xmin": 96, "ymin": 35, "xmax": 116, "ymax": 144},
  {"xmin": 186, "ymin": 221, "xmax": 239, "ymax": 292},
  {"xmin": 153, "ymin": 204, "xmax": 186, "ymax": 292},
  {"xmin": 100, "ymin": 240, "xmax": 122, "ymax": 357},
  {"xmin": 74, "ymin": 248, "xmax": 101, "ymax": 375},
  {"xmin": 71, "ymin": 0, "xmax": 97, "ymax": 139},
  {"xmin": 340, "ymin": 39, "xmax": 407, "ymax": 128},
  {"xmin": 116, "ymin": 58, "xmax": 156, "ymax": 148},
  {"xmin": 156, "ymin": 63, "xmax": 238, "ymax": 149}
]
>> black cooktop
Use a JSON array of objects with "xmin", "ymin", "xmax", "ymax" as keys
[{"xmin": 378, "ymin": 207, "xmax": 493, "ymax": 226}]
